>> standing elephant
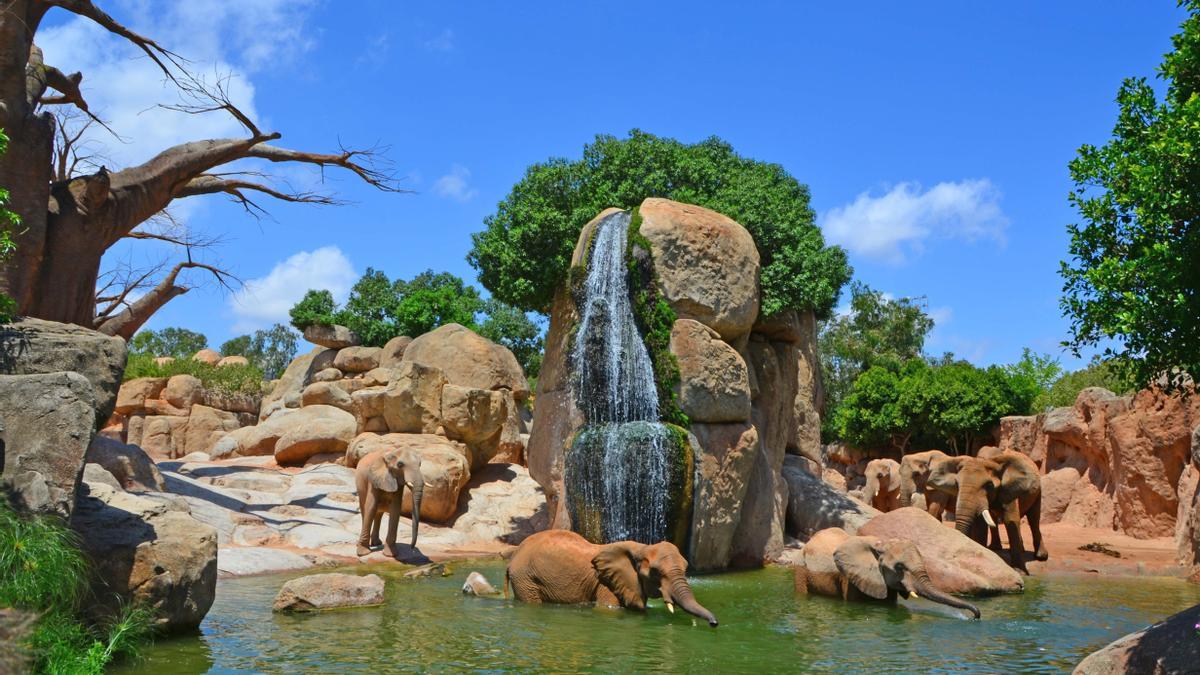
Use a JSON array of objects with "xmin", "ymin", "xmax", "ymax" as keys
[
  {"xmin": 355, "ymin": 448, "xmax": 424, "ymax": 558},
  {"xmin": 863, "ymin": 458, "xmax": 901, "ymax": 512},
  {"xmin": 793, "ymin": 527, "xmax": 980, "ymax": 618},
  {"xmin": 898, "ymin": 449, "xmax": 950, "ymax": 514},
  {"xmin": 505, "ymin": 530, "xmax": 718, "ymax": 627}
]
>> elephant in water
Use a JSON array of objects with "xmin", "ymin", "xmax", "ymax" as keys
[
  {"xmin": 794, "ymin": 527, "xmax": 980, "ymax": 619},
  {"xmin": 462, "ymin": 572, "xmax": 500, "ymax": 596},
  {"xmin": 898, "ymin": 449, "xmax": 951, "ymax": 515},
  {"xmin": 863, "ymin": 458, "xmax": 901, "ymax": 512},
  {"xmin": 505, "ymin": 530, "xmax": 718, "ymax": 627},
  {"xmin": 354, "ymin": 448, "xmax": 424, "ymax": 558}
]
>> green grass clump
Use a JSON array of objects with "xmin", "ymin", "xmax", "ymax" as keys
[
  {"xmin": 124, "ymin": 351, "xmax": 266, "ymax": 396},
  {"xmin": 0, "ymin": 499, "xmax": 154, "ymax": 673}
]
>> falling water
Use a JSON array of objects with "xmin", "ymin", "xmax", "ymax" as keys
[{"xmin": 566, "ymin": 211, "xmax": 673, "ymax": 543}]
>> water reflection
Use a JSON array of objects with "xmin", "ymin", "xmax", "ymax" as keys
[{"xmin": 122, "ymin": 563, "xmax": 1200, "ymax": 674}]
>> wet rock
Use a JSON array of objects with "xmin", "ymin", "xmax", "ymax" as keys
[
  {"xmin": 272, "ymin": 573, "xmax": 384, "ymax": 612},
  {"xmin": 689, "ymin": 422, "xmax": 759, "ymax": 571},
  {"xmin": 1073, "ymin": 601, "xmax": 1200, "ymax": 674}
]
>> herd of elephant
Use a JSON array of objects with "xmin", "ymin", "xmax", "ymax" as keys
[{"xmin": 351, "ymin": 446, "xmax": 1041, "ymax": 627}]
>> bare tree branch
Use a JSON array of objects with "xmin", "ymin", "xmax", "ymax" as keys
[
  {"xmin": 246, "ymin": 143, "xmax": 405, "ymax": 192},
  {"xmin": 177, "ymin": 174, "xmax": 342, "ymax": 216},
  {"xmin": 46, "ymin": 0, "xmax": 188, "ymax": 84}
]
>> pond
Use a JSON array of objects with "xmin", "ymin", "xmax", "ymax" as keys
[{"xmin": 123, "ymin": 561, "xmax": 1200, "ymax": 673}]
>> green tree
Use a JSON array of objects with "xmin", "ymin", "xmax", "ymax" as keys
[
  {"xmin": 478, "ymin": 298, "xmax": 544, "ymax": 378},
  {"xmin": 220, "ymin": 324, "xmax": 299, "ymax": 380},
  {"xmin": 468, "ymin": 129, "xmax": 852, "ymax": 316},
  {"xmin": 1002, "ymin": 348, "xmax": 1063, "ymax": 415},
  {"xmin": 289, "ymin": 289, "xmax": 338, "ymax": 333},
  {"xmin": 390, "ymin": 270, "xmax": 484, "ymax": 339},
  {"xmin": 128, "ymin": 327, "xmax": 208, "ymax": 359},
  {"xmin": 1063, "ymin": 2, "xmax": 1200, "ymax": 390},
  {"xmin": 0, "ymin": 129, "xmax": 19, "ymax": 323},
  {"xmin": 1035, "ymin": 356, "xmax": 1135, "ymax": 411},
  {"xmin": 819, "ymin": 282, "xmax": 935, "ymax": 431}
]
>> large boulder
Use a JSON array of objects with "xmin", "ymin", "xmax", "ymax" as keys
[
  {"xmin": 1073, "ymin": 602, "xmax": 1200, "ymax": 674},
  {"xmin": 273, "ymin": 405, "xmax": 357, "ymax": 464},
  {"xmin": 403, "ymin": 323, "xmax": 528, "ymax": 402},
  {"xmin": 688, "ymin": 422, "xmax": 759, "ymax": 571},
  {"xmin": 346, "ymin": 433, "xmax": 471, "ymax": 522},
  {"xmin": 638, "ymin": 197, "xmax": 760, "ymax": 341},
  {"xmin": 85, "ymin": 435, "xmax": 164, "ymax": 492},
  {"xmin": 378, "ymin": 335, "xmax": 413, "ymax": 368},
  {"xmin": 858, "ymin": 507, "xmax": 1023, "ymax": 595},
  {"xmin": 0, "ymin": 317, "xmax": 126, "ymax": 428},
  {"xmin": 781, "ymin": 455, "xmax": 878, "ymax": 538},
  {"xmin": 72, "ymin": 481, "xmax": 217, "ymax": 632},
  {"xmin": 302, "ymin": 324, "xmax": 360, "ymax": 349},
  {"xmin": 333, "ymin": 346, "xmax": 380, "ymax": 373},
  {"xmin": 114, "ymin": 377, "xmax": 168, "ymax": 414},
  {"xmin": 382, "ymin": 361, "xmax": 446, "ymax": 434},
  {"xmin": 179, "ymin": 405, "xmax": 241, "ymax": 458},
  {"xmin": 0, "ymin": 372, "xmax": 95, "ymax": 516},
  {"xmin": 272, "ymin": 573, "xmax": 384, "ymax": 612},
  {"xmin": 191, "ymin": 349, "xmax": 221, "ymax": 366},
  {"xmin": 302, "ymin": 381, "xmax": 354, "ymax": 413},
  {"xmin": 440, "ymin": 384, "xmax": 507, "ymax": 467},
  {"xmin": 669, "ymin": 319, "xmax": 751, "ymax": 424},
  {"xmin": 259, "ymin": 347, "xmax": 335, "ymax": 421}
]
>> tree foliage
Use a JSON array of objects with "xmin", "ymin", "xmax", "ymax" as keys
[
  {"xmin": 128, "ymin": 327, "xmax": 208, "ymax": 359},
  {"xmin": 0, "ymin": 129, "xmax": 18, "ymax": 324},
  {"xmin": 468, "ymin": 129, "xmax": 852, "ymax": 316},
  {"xmin": 219, "ymin": 323, "xmax": 298, "ymax": 380},
  {"xmin": 477, "ymin": 298, "xmax": 544, "ymax": 378},
  {"xmin": 1062, "ymin": 2, "xmax": 1200, "ymax": 389},
  {"xmin": 1035, "ymin": 356, "xmax": 1135, "ymax": 411}
]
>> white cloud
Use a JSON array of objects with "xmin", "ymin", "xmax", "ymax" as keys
[
  {"xmin": 432, "ymin": 164, "xmax": 478, "ymax": 202},
  {"xmin": 424, "ymin": 28, "xmax": 455, "ymax": 52},
  {"xmin": 228, "ymin": 246, "xmax": 357, "ymax": 332},
  {"xmin": 928, "ymin": 305, "xmax": 954, "ymax": 327},
  {"xmin": 821, "ymin": 180, "xmax": 1008, "ymax": 264}
]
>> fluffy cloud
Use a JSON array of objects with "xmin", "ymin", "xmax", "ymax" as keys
[
  {"xmin": 228, "ymin": 246, "xmax": 357, "ymax": 333},
  {"xmin": 432, "ymin": 164, "xmax": 478, "ymax": 202},
  {"xmin": 821, "ymin": 180, "xmax": 1008, "ymax": 264}
]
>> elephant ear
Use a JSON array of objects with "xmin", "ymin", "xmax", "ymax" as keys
[
  {"xmin": 591, "ymin": 542, "xmax": 645, "ymax": 609},
  {"xmin": 833, "ymin": 537, "xmax": 889, "ymax": 600},
  {"xmin": 367, "ymin": 453, "xmax": 398, "ymax": 492}
]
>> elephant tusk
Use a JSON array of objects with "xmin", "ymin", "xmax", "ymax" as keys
[
  {"xmin": 666, "ymin": 602, "xmax": 675, "ymax": 614},
  {"xmin": 982, "ymin": 510, "xmax": 997, "ymax": 528},
  {"xmin": 908, "ymin": 591, "xmax": 919, "ymax": 600}
]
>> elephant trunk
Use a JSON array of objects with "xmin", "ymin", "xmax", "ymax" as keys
[
  {"xmin": 898, "ymin": 467, "xmax": 915, "ymax": 508},
  {"xmin": 954, "ymin": 491, "xmax": 982, "ymax": 536},
  {"xmin": 668, "ymin": 575, "xmax": 718, "ymax": 627},
  {"xmin": 911, "ymin": 573, "xmax": 980, "ymax": 619},
  {"xmin": 408, "ymin": 478, "xmax": 423, "ymax": 548},
  {"xmin": 864, "ymin": 473, "xmax": 879, "ymax": 505}
]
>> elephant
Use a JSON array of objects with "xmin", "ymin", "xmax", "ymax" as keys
[
  {"xmin": 462, "ymin": 571, "xmax": 500, "ymax": 596},
  {"xmin": 354, "ymin": 448, "xmax": 424, "ymax": 558},
  {"xmin": 863, "ymin": 458, "xmax": 901, "ymax": 512},
  {"xmin": 898, "ymin": 449, "xmax": 950, "ymax": 514},
  {"xmin": 928, "ymin": 450, "xmax": 1047, "ymax": 573},
  {"xmin": 504, "ymin": 530, "xmax": 719, "ymax": 627},
  {"xmin": 793, "ymin": 527, "xmax": 980, "ymax": 618}
]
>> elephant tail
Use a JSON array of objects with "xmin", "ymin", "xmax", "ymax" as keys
[{"xmin": 503, "ymin": 566, "xmax": 510, "ymax": 600}]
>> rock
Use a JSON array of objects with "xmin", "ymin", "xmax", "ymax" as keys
[
  {"xmin": 180, "ymin": 451, "xmax": 211, "ymax": 462},
  {"xmin": 137, "ymin": 415, "xmax": 188, "ymax": 457},
  {"xmin": 1177, "ymin": 463, "xmax": 1199, "ymax": 571},
  {"xmin": 379, "ymin": 335, "xmax": 413, "ymax": 368},
  {"xmin": 360, "ymin": 367, "xmax": 391, "ymax": 387},
  {"xmin": 218, "ymin": 548, "xmax": 313, "ymax": 577},
  {"xmin": 688, "ymin": 423, "xmax": 759, "ymax": 571},
  {"xmin": 154, "ymin": 356, "xmax": 175, "ymax": 367},
  {"xmin": 115, "ymin": 377, "xmax": 168, "ymax": 414},
  {"xmin": 638, "ymin": 197, "xmax": 760, "ymax": 341},
  {"xmin": 202, "ymin": 390, "xmax": 261, "ymax": 415},
  {"xmin": 0, "ymin": 317, "xmax": 127, "ymax": 428},
  {"xmin": 86, "ymin": 435, "xmax": 164, "ymax": 491},
  {"xmin": 0, "ymin": 372, "xmax": 95, "ymax": 516},
  {"xmin": 382, "ymin": 361, "xmax": 446, "ymax": 434},
  {"xmin": 451, "ymin": 463, "xmax": 548, "ymax": 545},
  {"xmin": 259, "ymin": 347, "xmax": 335, "ymax": 421},
  {"xmin": 345, "ymin": 433, "xmax": 470, "ymax": 522},
  {"xmin": 303, "ymin": 324, "xmax": 361, "ymax": 350},
  {"xmin": 312, "ymin": 367, "xmax": 342, "ymax": 383},
  {"xmin": 333, "ymin": 346, "xmax": 381, "ymax": 373},
  {"xmin": 72, "ymin": 481, "xmax": 218, "ymax": 632},
  {"xmin": 83, "ymin": 463, "xmax": 122, "ymax": 490},
  {"xmin": 858, "ymin": 507, "xmax": 1023, "ymax": 595},
  {"xmin": 274, "ymin": 405, "xmax": 358, "ymax": 465},
  {"xmin": 192, "ymin": 349, "xmax": 222, "ymax": 366},
  {"xmin": 440, "ymin": 384, "xmax": 508, "ymax": 467},
  {"xmin": 403, "ymin": 323, "xmax": 529, "ymax": 401},
  {"xmin": 669, "ymin": 319, "xmax": 751, "ymax": 423},
  {"xmin": 180, "ymin": 405, "xmax": 241, "ymax": 458},
  {"xmin": 351, "ymin": 386, "xmax": 388, "ymax": 430},
  {"xmin": 333, "ymin": 378, "xmax": 368, "ymax": 395},
  {"xmin": 162, "ymin": 374, "xmax": 204, "ymax": 409},
  {"xmin": 1073, "ymin": 602, "xmax": 1200, "ymax": 674},
  {"xmin": 217, "ymin": 355, "xmax": 249, "ymax": 367},
  {"xmin": 273, "ymin": 573, "xmax": 384, "ymax": 612},
  {"xmin": 302, "ymin": 381, "xmax": 354, "ymax": 413},
  {"xmin": 782, "ymin": 455, "xmax": 879, "ymax": 538}
]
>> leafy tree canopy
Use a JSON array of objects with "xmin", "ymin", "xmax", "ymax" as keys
[
  {"xmin": 219, "ymin": 323, "xmax": 299, "ymax": 380},
  {"xmin": 468, "ymin": 129, "xmax": 852, "ymax": 316},
  {"xmin": 478, "ymin": 298, "xmax": 544, "ymax": 378},
  {"xmin": 0, "ymin": 129, "xmax": 19, "ymax": 323},
  {"xmin": 1063, "ymin": 2, "xmax": 1200, "ymax": 389},
  {"xmin": 128, "ymin": 327, "xmax": 208, "ymax": 360},
  {"xmin": 1034, "ymin": 356, "xmax": 1136, "ymax": 411}
]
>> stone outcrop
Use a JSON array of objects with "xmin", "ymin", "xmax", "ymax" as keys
[
  {"xmin": 378, "ymin": 335, "xmax": 413, "ymax": 368},
  {"xmin": 117, "ymin": 375, "xmax": 261, "ymax": 459},
  {"xmin": 859, "ymin": 507, "xmax": 1024, "ymax": 596},
  {"xmin": 527, "ymin": 199, "xmax": 823, "ymax": 571},
  {"xmin": 259, "ymin": 347, "xmax": 333, "ymax": 421},
  {"xmin": 782, "ymin": 455, "xmax": 878, "ymax": 538},
  {"xmin": 73, "ymin": 481, "xmax": 217, "ymax": 632},
  {"xmin": 1177, "ymin": 424, "xmax": 1200, "ymax": 573},
  {"xmin": 333, "ymin": 346, "xmax": 380, "ymax": 373},
  {"xmin": 272, "ymin": 405, "xmax": 357, "ymax": 464},
  {"xmin": 404, "ymin": 323, "xmax": 529, "ymax": 401},
  {"xmin": 999, "ymin": 387, "xmax": 1200, "ymax": 542},
  {"xmin": 1073, "ymin": 601, "xmax": 1200, "ymax": 674},
  {"xmin": 303, "ymin": 324, "xmax": 360, "ymax": 350},
  {"xmin": 192, "ymin": 349, "xmax": 221, "ymax": 366},
  {"xmin": 0, "ymin": 372, "xmax": 95, "ymax": 516},
  {"xmin": 272, "ymin": 573, "xmax": 384, "ymax": 612},
  {"xmin": 85, "ymin": 435, "xmax": 164, "ymax": 492},
  {"xmin": 0, "ymin": 317, "xmax": 126, "ymax": 428}
]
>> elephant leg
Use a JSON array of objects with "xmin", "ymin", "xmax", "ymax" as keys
[
  {"xmin": 794, "ymin": 564, "xmax": 810, "ymax": 595},
  {"xmin": 371, "ymin": 510, "xmax": 384, "ymax": 548},
  {"xmin": 988, "ymin": 523, "xmax": 1003, "ymax": 552},
  {"xmin": 357, "ymin": 489, "xmax": 379, "ymax": 557},
  {"xmin": 927, "ymin": 493, "xmax": 945, "ymax": 521},
  {"xmin": 1027, "ymin": 495, "xmax": 1048, "ymax": 561},
  {"xmin": 384, "ymin": 492, "xmax": 402, "ymax": 558},
  {"xmin": 1003, "ymin": 502, "xmax": 1029, "ymax": 574}
]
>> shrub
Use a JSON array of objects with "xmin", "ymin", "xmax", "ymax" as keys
[{"xmin": 123, "ymin": 352, "xmax": 265, "ymax": 396}]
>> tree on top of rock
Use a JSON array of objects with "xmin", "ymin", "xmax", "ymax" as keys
[
  {"xmin": 468, "ymin": 129, "xmax": 852, "ymax": 317},
  {"xmin": 1062, "ymin": 1, "xmax": 1200, "ymax": 390},
  {"xmin": 0, "ymin": 1, "xmax": 403, "ymax": 338}
]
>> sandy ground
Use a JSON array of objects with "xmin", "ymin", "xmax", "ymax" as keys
[{"xmin": 962, "ymin": 521, "xmax": 1186, "ymax": 578}]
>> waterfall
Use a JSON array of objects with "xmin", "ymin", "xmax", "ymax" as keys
[{"xmin": 567, "ymin": 211, "xmax": 674, "ymax": 543}]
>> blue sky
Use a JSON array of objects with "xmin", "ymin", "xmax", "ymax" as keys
[{"xmin": 40, "ymin": 2, "xmax": 1186, "ymax": 368}]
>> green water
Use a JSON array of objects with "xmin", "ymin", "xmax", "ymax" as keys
[{"xmin": 123, "ymin": 562, "xmax": 1200, "ymax": 674}]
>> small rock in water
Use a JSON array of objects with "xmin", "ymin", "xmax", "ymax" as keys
[
  {"xmin": 403, "ymin": 563, "xmax": 450, "ymax": 579},
  {"xmin": 272, "ymin": 573, "xmax": 385, "ymax": 612}
]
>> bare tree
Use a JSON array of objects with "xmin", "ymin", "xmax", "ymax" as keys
[{"xmin": 0, "ymin": 1, "xmax": 403, "ymax": 329}]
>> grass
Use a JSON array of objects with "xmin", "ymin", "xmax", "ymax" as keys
[
  {"xmin": 0, "ymin": 498, "xmax": 154, "ymax": 673},
  {"xmin": 123, "ymin": 351, "xmax": 266, "ymax": 396}
]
